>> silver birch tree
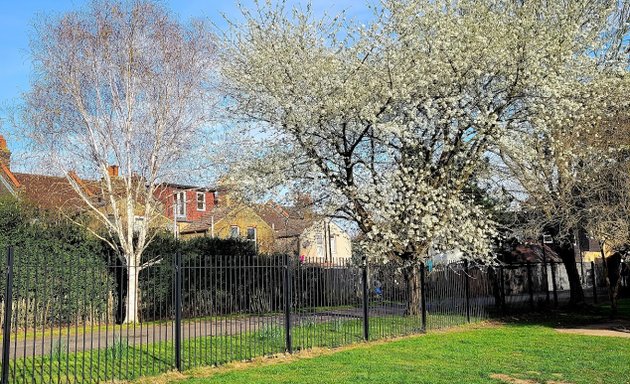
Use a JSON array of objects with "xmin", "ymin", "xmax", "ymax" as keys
[{"xmin": 19, "ymin": 0, "xmax": 216, "ymax": 323}]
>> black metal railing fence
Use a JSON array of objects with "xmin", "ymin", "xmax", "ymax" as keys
[{"xmin": 0, "ymin": 247, "xmax": 620, "ymax": 384}]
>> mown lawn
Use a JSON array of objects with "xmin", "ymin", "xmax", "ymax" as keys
[
  {"xmin": 175, "ymin": 324, "xmax": 630, "ymax": 384},
  {"xmin": 9, "ymin": 313, "xmax": 465, "ymax": 383},
  {"xmin": 600, "ymin": 298, "xmax": 630, "ymax": 318}
]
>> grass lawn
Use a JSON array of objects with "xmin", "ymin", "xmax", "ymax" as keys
[
  {"xmin": 599, "ymin": 298, "xmax": 630, "ymax": 319},
  {"xmin": 172, "ymin": 323, "xmax": 630, "ymax": 384},
  {"xmin": 9, "ymin": 314, "xmax": 462, "ymax": 383}
]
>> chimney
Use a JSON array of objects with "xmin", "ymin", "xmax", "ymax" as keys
[
  {"xmin": 0, "ymin": 135, "xmax": 11, "ymax": 169},
  {"xmin": 107, "ymin": 165, "xmax": 119, "ymax": 178}
]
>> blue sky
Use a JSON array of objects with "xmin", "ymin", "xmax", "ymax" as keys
[{"xmin": 0, "ymin": 0, "xmax": 370, "ymax": 164}]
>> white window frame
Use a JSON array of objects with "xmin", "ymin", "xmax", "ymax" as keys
[
  {"xmin": 247, "ymin": 227, "xmax": 257, "ymax": 248},
  {"xmin": 175, "ymin": 191, "xmax": 186, "ymax": 219},
  {"xmin": 330, "ymin": 235, "xmax": 337, "ymax": 257},
  {"xmin": 133, "ymin": 216, "xmax": 145, "ymax": 234},
  {"xmin": 316, "ymin": 233, "xmax": 324, "ymax": 258},
  {"xmin": 230, "ymin": 225, "xmax": 240, "ymax": 238},
  {"xmin": 196, "ymin": 192, "xmax": 206, "ymax": 211},
  {"xmin": 247, "ymin": 226, "xmax": 257, "ymax": 240}
]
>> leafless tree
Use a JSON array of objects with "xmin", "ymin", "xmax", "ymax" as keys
[
  {"xmin": 19, "ymin": 0, "xmax": 215, "ymax": 323},
  {"xmin": 583, "ymin": 119, "xmax": 630, "ymax": 315}
]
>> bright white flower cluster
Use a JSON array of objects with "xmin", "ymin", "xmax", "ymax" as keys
[{"xmin": 218, "ymin": 0, "xmax": 627, "ymax": 263}]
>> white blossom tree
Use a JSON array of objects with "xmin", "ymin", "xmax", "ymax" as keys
[
  {"xmin": 218, "ymin": 0, "xmax": 626, "ymax": 313},
  {"xmin": 497, "ymin": 63, "xmax": 630, "ymax": 305},
  {"xmin": 19, "ymin": 0, "xmax": 216, "ymax": 323}
]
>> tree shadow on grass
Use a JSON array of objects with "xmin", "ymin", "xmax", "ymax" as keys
[{"xmin": 497, "ymin": 298, "xmax": 630, "ymax": 332}]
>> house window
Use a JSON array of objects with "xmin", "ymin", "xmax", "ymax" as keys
[
  {"xmin": 230, "ymin": 225, "xmax": 240, "ymax": 238},
  {"xmin": 330, "ymin": 235, "xmax": 337, "ymax": 257},
  {"xmin": 174, "ymin": 191, "xmax": 186, "ymax": 219},
  {"xmin": 316, "ymin": 234, "xmax": 324, "ymax": 257},
  {"xmin": 133, "ymin": 216, "xmax": 145, "ymax": 233},
  {"xmin": 196, "ymin": 192, "xmax": 206, "ymax": 211},
  {"xmin": 247, "ymin": 227, "xmax": 257, "ymax": 248}
]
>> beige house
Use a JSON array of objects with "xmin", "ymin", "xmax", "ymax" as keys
[
  {"xmin": 180, "ymin": 200, "xmax": 353, "ymax": 260},
  {"xmin": 297, "ymin": 220, "xmax": 352, "ymax": 261},
  {"xmin": 180, "ymin": 204, "xmax": 278, "ymax": 254}
]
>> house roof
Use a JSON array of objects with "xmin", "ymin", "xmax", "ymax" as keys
[
  {"xmin": 0, "ymin": 160, "xmax": 21, "ymax": 190},
  {"xmin": 12, "ymin": 172, "xmax": 92, "ymax": 212},
  {"xmin": 160, "ymin": 182, "xmax": 216, "ymax": 192},
  {"xmin": 179, "ymin": 206, "xmax": 232, "ymax": 234},
  {"xmin": 503, "ymin": 243, "xmax": 562, "ymax": 264},
  {"xmin": 180, "ymin": 202, "xmax": 313, "ymax": 237},
  {"xmin": 253, "ymin": 203, "xmax": 311, "ymax": 237}
]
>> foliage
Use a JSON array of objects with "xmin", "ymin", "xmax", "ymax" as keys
[
  {"xmin": 0, "ymin": 196, "xmax": 113, "ymax": 327},
  {"xmin": 218, "ymin": 0, "xmax": 628, "ymax": 266}
]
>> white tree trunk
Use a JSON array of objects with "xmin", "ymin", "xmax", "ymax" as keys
[{"xmin": 124, "ymin": 263, "xmax": 140, "ymax": 324}]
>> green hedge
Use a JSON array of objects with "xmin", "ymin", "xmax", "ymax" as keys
[{"xmin": 0, "ymin": 196, "xmax": 112, "ymax": 328}]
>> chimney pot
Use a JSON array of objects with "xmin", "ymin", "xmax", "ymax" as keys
[{"xmin": 107, "ymin": 165, "xmax": 119, "ymax": 177}]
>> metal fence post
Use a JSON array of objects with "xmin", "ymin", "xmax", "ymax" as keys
[
  {"xmin": 362, "ymin": 259, "xmax": 369, "ymax": 341},
  {"xmin": 550, "ymin": 262, "xmax": 558, "ymax": 307},
  {"xmin": 499, "ymin": 265, "xmax": 507, "ymax": 315},
  {"xmin": 464, "ymin": 260, "xmax": 471, "ymax": 323},
  {"xmin": 2, "ymin": 247, "xmax": 14, "ymax": 384},
  {"xmin": 420, "ymin": 262, "xmax": 427, "ymax": 332},
  {"xmin": 541, "ymin": 240, "xmax": 550, "ymax": 305},
  {"xmin": 174, "ymin": 250, "xmax": 182, "ymax": 371},
  {"xmin": 283, "ymin": 254, "xmax": 293, "ymax": 353},
  {"xmin": 526, "ymin": 261, "xmax": 534, "ymax": 309},
  {"xmin": 591, "ymin": 261, "xmax": 598, "ymax": 304}
]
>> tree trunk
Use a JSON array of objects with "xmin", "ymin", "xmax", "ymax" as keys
[
  {"xmin": 124, "ymin": 264, "xmax": 140, "ymax": 324},
  {"xmin": 403, "ymin": 265, "xmax": 421, "ymax": 316},
  {"xmin": 558, "ymin": 244, "xmax": 584, "ymax": 306},
  {"xmin": 602, "ymin": 250, "xmax": 622, "ymax": 318},
  {"xmin": 488, "ymin": 267, "xmax": 502, "ymax": 309}
]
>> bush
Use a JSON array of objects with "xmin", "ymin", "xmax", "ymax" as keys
[{"xmin": 0, "ymin": 196, "xmax": 113, "ymax": 328}]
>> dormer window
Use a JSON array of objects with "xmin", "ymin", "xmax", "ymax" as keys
[{"xmin": 196, "ymin": 192, "xmax": 206, "ymax": 211}]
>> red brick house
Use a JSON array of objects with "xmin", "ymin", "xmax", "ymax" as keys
[
  {"xmin": 153, "ymin": 184, "xmax": 217, "ymax": 224},
  {"xmin": 1, "ymin": 135, "xmax": 217, "ymax": 229},
  {"xmin": 0, "ymin": 135, "xmax": 92, "ymax": 213}
]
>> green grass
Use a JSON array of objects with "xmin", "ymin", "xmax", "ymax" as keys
[
  {"xmin": 178, "ymin": 324, "xmax": 630, "ymax": 384},
  {"xmin": 7, "ymin": 314, "xmax": 467, "ymax": 383},
  {"xmin": 599, "ymin": 298, "xmax": 630, "ymax": 318},
  {"xmin": 1, "ymin": 311, "xmax": 284, "ymax": 343}
]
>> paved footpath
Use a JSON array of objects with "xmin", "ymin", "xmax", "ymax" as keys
[{"xmin": 7, "ymin": 307, "xmax": 382, "ymax": 358}]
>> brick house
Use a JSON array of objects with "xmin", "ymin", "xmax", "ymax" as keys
[
  {"xmin": 153, "ymin": 183, "xmax": 217, "ymax": 232},
  {"xmin": 180, "ymin": 199, "xmax": 353, "ymax": 259},
  {"xmin": 0, "ymin": 135, "xmax": 92, "ymax": 212},
  {"xmin": 0, "ymin": 135, "xmax": 216, "ymax": 233},
  {"xmin": 180, "ymin": 204, "xmax": 277, "ymax": 253}
]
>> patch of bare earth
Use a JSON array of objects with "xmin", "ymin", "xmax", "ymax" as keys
[
  {"xmin": 490, "ymin": 374, "xmax": 573, "ymax": 384},
  {"xmin": 555, "ymin": 320, "xmax": 630, "ymax": 338}
]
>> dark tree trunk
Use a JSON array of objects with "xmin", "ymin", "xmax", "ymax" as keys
[
  {"xmin": 488, "ymin": 267, "xmax": 502, "ymax": 308},
  {"xmin": 602, "ymin": 251, "xmax": 622, "ymax": 317},
  {"xmin": 557, "ymin": 244, "xmax": 584, "ymax": 306},
  {"xmin": 402, "ymin": 264, "xmax": 421, "ymax": 316}
]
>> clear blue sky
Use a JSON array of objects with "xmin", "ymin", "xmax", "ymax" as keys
[{"xmin": 0, "ymin": 0, "xmax": 370, "ymax": 162}]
